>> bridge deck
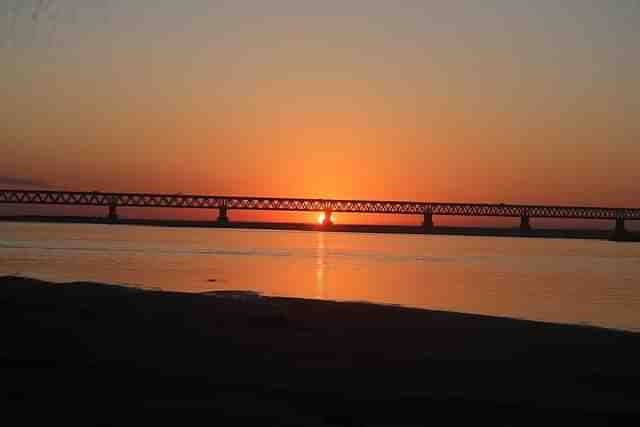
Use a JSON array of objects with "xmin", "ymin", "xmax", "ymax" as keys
[{"xmin": 1, "ymin": 189, "xmax": 638, "ymax": 220}]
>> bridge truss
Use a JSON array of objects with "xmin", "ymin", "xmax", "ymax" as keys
[{"xmin": 1, "ymin": 189, "xmax": 637, "ymax": 232}]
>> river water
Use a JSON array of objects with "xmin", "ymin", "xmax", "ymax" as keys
[{"xmin": 1, "ymin": 222, "xmax": 639, "ymax": 332}]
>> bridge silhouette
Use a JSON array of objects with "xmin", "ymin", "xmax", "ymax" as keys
[{"xmin": 1, "ymin": 189, "xmax": 636, "ymax": 236}]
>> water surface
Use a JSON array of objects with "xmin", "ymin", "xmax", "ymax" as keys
[{"xmin": 1, "ymin": 222, "xmax": 639, "ymax": 331}]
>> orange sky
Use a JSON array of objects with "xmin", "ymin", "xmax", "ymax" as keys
[{"xmin": 1, "ymin": 1, "xmax": 639, "ymax": 225}]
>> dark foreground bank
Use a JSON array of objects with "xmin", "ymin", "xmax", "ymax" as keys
[{"xmin": 2, "ymin": 276, "xmax": 639, "ymax": 424}]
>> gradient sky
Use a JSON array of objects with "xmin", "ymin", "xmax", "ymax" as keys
[{"xmin": 1, "ymin": 1, "xmax": 639, "ymax": 223}]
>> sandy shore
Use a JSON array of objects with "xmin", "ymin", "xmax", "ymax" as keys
[{"xmin": 2, "ymin": 276, "xmax": 639, "ymax": 424}]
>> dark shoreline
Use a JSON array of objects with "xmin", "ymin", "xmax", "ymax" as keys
[
  {"xmin": 2, "ymin": 215, "xmax": 638, "ymax": 241},
  {"xmin": 2, "ymin": 276, "xmax": 639, "ymax": 424}
]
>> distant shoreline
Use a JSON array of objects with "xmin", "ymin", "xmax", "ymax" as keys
[
  {"xmin": 1, "ymin": 215, "xmax": 638, "ymax": 242},
  {"xmin": 2, "ymin": 275, "xmax": 639, "ymax": 422}
]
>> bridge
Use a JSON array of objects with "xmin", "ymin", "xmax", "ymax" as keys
[{"xmin": 1, "ymin": 189, "xmax": 637, "ymax": 236}]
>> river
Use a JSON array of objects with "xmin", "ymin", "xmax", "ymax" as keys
[{"xmin": 1, "ymin": 222, "xmax": 639, "ymax": 331}]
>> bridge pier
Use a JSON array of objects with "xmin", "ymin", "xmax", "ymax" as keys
[
  {"xmin": 217, "ymin": 206, "xmax": 229, "ymax": 224},
  {"xmin": 422, "ymin": 211, "xmax": 433, "ymax": 231},
  {"xmin": 107, "ymin": 204, "xmax": 118, "ymax": 222},
  {"xmin": 322, "ymin": 209, "xmax": 333, "ymax": 226},
  {"xmin": 520, "ymin": 215, "xmax": 531, "ymax": 231},
  {"xmin": 612, "ymin": 217, "xmax": 627, "ymax": 240}
]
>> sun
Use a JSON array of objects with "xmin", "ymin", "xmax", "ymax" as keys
[{"xmin": 317, "ymin": 212, "xmax": 335, "ymax": 224}]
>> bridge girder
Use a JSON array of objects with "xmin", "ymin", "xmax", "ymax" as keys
[{"xmin": 1, "ymin": 190, "xmax": 638, "ymax": 221}]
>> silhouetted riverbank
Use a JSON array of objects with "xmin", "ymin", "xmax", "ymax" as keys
[
  {"xmin": 2, "ymin": 215, "xmax": 638, "ymax": 242},
  {"xmin": 2, "ymin": 276, "xmax": 639, "ymax": 424}
]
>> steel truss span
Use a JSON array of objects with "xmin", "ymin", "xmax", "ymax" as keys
[{"xmin": 0, "ymin": 189, "xmax": 638, "ymax": 220}]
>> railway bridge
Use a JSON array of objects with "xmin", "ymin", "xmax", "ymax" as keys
[{"xmin": 1, "ymin": 189, "xmax": 637, "ymax": 236}]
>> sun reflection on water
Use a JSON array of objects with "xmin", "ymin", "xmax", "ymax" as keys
[{"xmin": 315, "ymin": 232, "xmax": 327, "ymax": 300}]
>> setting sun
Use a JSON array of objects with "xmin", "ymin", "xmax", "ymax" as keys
[{"xmin": 317, "ymin": 212, "xmax": 335, "ymax": 224}]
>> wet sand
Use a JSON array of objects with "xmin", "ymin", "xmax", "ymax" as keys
[{"xmin": 2, "ymin": 276, "xmax": 639, "ymax": 424}]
